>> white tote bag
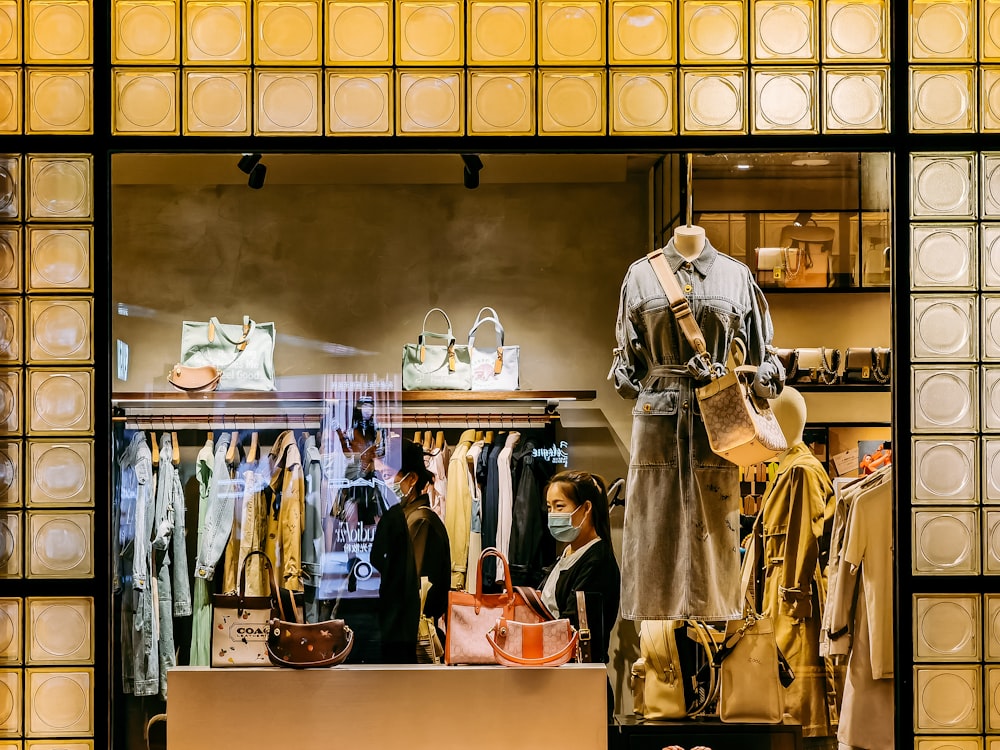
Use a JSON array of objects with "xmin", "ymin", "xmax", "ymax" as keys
[{"xmin": 468, "ymin": 307, "xmax": 519, "ymax": 391}]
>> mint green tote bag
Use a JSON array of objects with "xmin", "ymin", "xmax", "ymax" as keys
[{"xmin": 180, "ymin": 315, "xmax": 276, "ymax": 391}]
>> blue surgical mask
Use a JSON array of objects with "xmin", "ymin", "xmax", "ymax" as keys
[
  {"xmin": 547, "ymin": 505, "xmax": 587, "ymax": 543},
  {"xmin": 391, "ymin": 473, "xmax": 412, "ymax": 500}
]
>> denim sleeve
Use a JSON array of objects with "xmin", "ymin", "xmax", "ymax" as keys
[
  {"xmin": 740, "ymin": 272, "xmax": 785, "ymax": 396},
  {"xmin": 610, "ymin": 268, "xmax": 647, "ymax": 399}
]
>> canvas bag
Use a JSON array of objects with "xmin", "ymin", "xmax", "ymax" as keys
[
  {"xmin": 468, "ymin": 307, "xmax": 519, "ymax": 391},
  {"xmin": 402, "ymin": 308, "xmax": 472, "ymax": 390},
  {"xmin": 211, "ymin": 551, "xmax": 278, "ymax": 667},
  {"xmin": 180, "ymin": 315, "xmax": 276, "ymax": 391},
  {"xmin": 630, "ymin": 619, "xmax": 720, "ymax": 719}
]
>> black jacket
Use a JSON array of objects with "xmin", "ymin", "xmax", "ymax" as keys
[
  {"xmin": 538, "ymin": 539, "xmax": 621, "ymax": 663},
  {"xmin": 404, "ymin": 497, "xmax": 451, "ymax": 622},
  {"xmin": 508, "ymin": 439, "xmax": 556, "ymax": 586},
  {"xmin": 370, "ymin": 504, "xmax": 419, "ymax": 660}
]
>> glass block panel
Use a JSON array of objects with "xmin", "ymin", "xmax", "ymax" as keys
[
  {"xmin": 912, "ymin": 295, "xmax": 977, "ymax": 361},
  {"xmin": 987, "ymin": 666, "xmax": 1000, "ymax": 731},
  {"xmin": 609, "ymin": 69, "xmax": 675, "ymax": 134},
  {"xmin": 910, "ymin": 223, "xmax": 976, "ymax": 289},
  {"xmin": 0, "ymin": 70, "xmax": 21, "ymax": 135},
  {"xmin": 26, "ymin": 0, "xmax": 92, "ymax": 63},
  {"xmin": 26, "ymin": 370, "xmax": 92, "ymax": 435},
  {"xmin": 913, "ymin": 508, "xmax": 980, "ymax": 574},
  {"xmin": 26, "ymin": 227, "xmax": 92, "ymax": 291},
  {"xmin": 983, "ymin": 154, "xmax": 1000, "ymax": 219},
  {"xmin": 0, "ymin": 228, "xmax": 16, "ymax": 292},
  {"xmin": 680, "ymin": 0, "xmax": 746, "ymax": 62},
  {"xmin": 327, "ymin": 0, "xmax": 393, "ymax": 64},
  {"xmin": 915, "ymin": 738, "xmax": 983, "ymax": 749},
  {"xmin": 0, "ymin": 2, "xmax": 19, "ymax": 62},
  {"xmin": 822, "ymin": 66, "xmax": 888, "ymax": 132},
  {"xmin": 396, "ymin": 0, "xmax": 465, "ymax": 65},
  {"xmin": 0, "ymin": 299, "xmax": 20, "ymax": 364},
  {"xmin": 914, "ymin": 667, "xmax": 982, "ymax": 732},
  {"xmin": 752, "ymin": 0, "xmax": 817, "ymax": 62},
  {"xmin": 985, "ymin": 439, "xmax": 1000, "ymax": 502},
  {"xmin": 0, "ymin": 600, "xmax": 19, "ymax": 664},
  {"xmin": 396, "ymin": 69, "xmax": 464, "ymax": 134},
  {"xmin": 27, "ymin": 743, "xmax": 93, "ymax": 750},
  {"xmin": 25, "ymin": 598, "xmax": 93, "ymax": 664},
  {"xmin": 183, "ymin": 0, "xmax": 250, "ymax": 64},
  {"xmin": 183, "ymin": 69, "xmax": 250, "ymax": 134},
  {"xmin": 327, "ymin": 69, "xmax": 393, "ymax": 134},
  {"xmin": 26, "ymin": 156, "xmax": 92, "ymax": 222},
  {"xmin": 0, "ymin": 442, "xmax": 18, "ymax": 508},
  {"xmin": 27, "ymin": 299, "xmax": 92, "ymax": 364},
  {"xmin": 0, "ymin": 156, "xmax": 20, "ymax": 221},
  {"xmin": 27, "ymin": 441, "xmax": 92, "ymax": 507},
  {"xmin": 983, "ymin": 367, "xmax": 1000, "ymax": 432},
  {"xmin": 681, "ymin": 67, "xmax": 746, "ymax": 133},
  {"xmin": 537, "ymin": 68, "xmax": 605, "ymax": 134},
  {"xmin": 988, "ymin": 70, "xmax": 1000, "ymax": 132},
  {"xmin": 910, "ymin": 66, "xmax": 976, "ymax": 132},
  {"xmin": 985, "ymin": 225, "xmax": 1000, "ymax": 288},
  {"xmin": 255, "ymin": 0, "xmax": 322, "ymax": 64},
  {"xmin": 912, "ymin": 365, "xmax": 977, "ymax": 432},
  {"xmin": 24, "ymin": 668, "xmax": 93, "ymax": 736},
  {"xmin": 987, "ymin": 594, "xmax": 1000, "ymax": 657},
  {"xmin": 112, "ymin": 68, "xmax": 180, "ymax": 134},
  {"xmin": 985, "ymin": 296, "xmax": 1000, "ymax": 359},
  {"xmin": 751, "ymin": 68, "xmax": 817, "ymax": 133},
  {"xmin": 988, "ymin": 509, "xmax": 1000, "ymax": 570},
  {"xmin": 113, "ymin": 0, "xmax": 180, "ymax": 63},
  {"xmin": 983, "ymin": 0, "xmax": 1000, "ymax": 59},
  {"xmin": 0, "ymin": 670, "xmax": 20, "ymax": 735},
  {"xmin": 467, "ymin": 69, "xmax": 534, "ymax": 135},
  {"xmin": 254, "ymin": 69, "xmax": 322, "ymax": 134},
  {"xmin": 823, "ymin": 0, "xmax": 888, "ymax": 60},
  {"xmin": 467, "ymin": 0, "xmax": 533, "ymax": 64},
  {"xmin": 609, "ymin": 0, "xmax": 674, "ymax": 63},
  {"xmin": 911, "ymin": 153, "xmax": 977, "ymax": 219},
  {"xmin": 0, "ymin": 513, "xmax": 20, "ymax": 578},
  {"xmin": 26, "ymin": 511, "xmax": 93, "ymax": 578},
  {"xmin": 914, "ymin": 594, "xmax": 981, "ymax": 661},
  {"xmin": 912, "ymin": 438, "xmax": 978, "ymax": 504},
  {"xmin": 910, "ymin": 0, "xmax": 975, "ymax": 60},
  {"xmin": 0, "ymin": 370, "xmax": 20, "ymax": 436},
  {"xmin": 538, "ymin": 1, "xmax": 604, "ymax": 65}
]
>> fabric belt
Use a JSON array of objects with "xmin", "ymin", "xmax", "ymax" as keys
[{"xmin": 648, "ymin": 365, "xmax": 693, "ymax": 378}]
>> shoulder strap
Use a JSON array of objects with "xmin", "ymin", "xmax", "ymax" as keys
[
  {"xmin": 646, "ymin": 249, "xmax": 711, "ymax": 362},
  {"xmin": 515, "ymin": 586, "xmax": 555, "ymax": 621},
  {"xmin": 575, "ymin": 590, "xmax": 592, "ymax": 663}
]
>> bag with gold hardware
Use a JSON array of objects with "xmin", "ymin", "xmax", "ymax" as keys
[
  {"xmin": 786, "ymin": 347, "xmax": 841, "ymax": 385},
  {"xmin": 167, "ymin": 364, "xmax": 222, "ymax": 392},
  {"xmin": 179, "ymin": 315, "xmax": 275, "ymax": 391},
  {"xmin": 631, "ymin": 619, "xmax": 720, "ymax": 719},
  {"xmin": 754, "ymin": 247, "xmax": 785, "ymax": 287},
  {"xmin": 468, "ymin": 307, "xmax": 519, "ymax": 391},
  {"xmin": 844, "ymin": 347, "xmax": 890, "ymax": 385},
  {"xmin": 402, "ymin": 308, "xmax": 472, "ymax": 391}
]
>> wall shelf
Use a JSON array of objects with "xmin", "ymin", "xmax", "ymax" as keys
[{"xmin": 792, "ymin": 384, "xmax": 890, "ymax": 393}]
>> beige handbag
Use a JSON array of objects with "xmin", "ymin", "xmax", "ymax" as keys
[
  {"xmin": 416, "ymin": 577, "xmax": 443, "ymax": 664},
  {"xmin": 630, "ymin": 619, "xmax": 720, "ymax": 720}
]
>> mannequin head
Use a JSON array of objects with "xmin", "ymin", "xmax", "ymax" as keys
[
  {"xmin": 673, "ymin": 225, "xmax": 707, "ymax": 261},
  {"xmin": 770, "ymin": 386, "xmax": 807, "ymax": 448}
]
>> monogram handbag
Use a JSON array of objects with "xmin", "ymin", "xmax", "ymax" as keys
[
  {"xmin": 211, "ymin": 550, "xmax": 279, "ymax": 667},
  {"xmin": 631, "ymin": 619, "xmax": 720, "ymax": 720},
  {"xmin": 787, "ymin": 347, "xmax": 841, "ymax": 385},
  {"xmin": 844, "ymin": 347, "xmax": 890, "ymax": 385},
  {"xmin": 180, "ymin": 315, "xmax": 276, "ymax": 391},
  {"xmin": 402, "ymin": 308, "xmax": 472, "ymax": 391},
  {"xmin": 486, "ymin": 616, "xmax": 579, "ymax": 667},
  {"xmin": 647, "ymin": 249, "xmax": 787, "ymax": 467},
  {"xmin": 468, "ymin": 307, "xmax": 520, "ymax": 391}
]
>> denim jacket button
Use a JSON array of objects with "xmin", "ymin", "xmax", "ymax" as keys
[
  {"xmin": 683, "ymin": 400, "xmax": 689, "ymax": 409},
  {"xmin": 684, "ymin": 284, "xmax": 693, "ymax": 293},
  {"xmin": 643, "ymin": 403, "xmax": 651, "ymax": 412}
]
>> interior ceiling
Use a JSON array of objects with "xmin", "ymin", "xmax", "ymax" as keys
[{"xmin": 693, "ymin": 152, "xmax": 861, "ymax": 179}]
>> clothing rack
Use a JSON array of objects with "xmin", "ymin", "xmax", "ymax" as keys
[{"xmin": 113, "ymin": 412, "xmax": 559, "ymax": 431}]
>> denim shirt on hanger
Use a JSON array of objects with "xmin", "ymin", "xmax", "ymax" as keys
[{"xmin": 194, "ymin": 431, "xmax": 234, "ymax": 581}]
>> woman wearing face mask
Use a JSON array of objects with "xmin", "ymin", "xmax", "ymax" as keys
[{"xmin": 538, "ymin": 470, "xmax": 621, "ymax": 665}]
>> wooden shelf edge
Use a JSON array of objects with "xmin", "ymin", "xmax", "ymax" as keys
[{"xmin": 112, "ymin": 389, "xmax": 597, "ymax": 405}]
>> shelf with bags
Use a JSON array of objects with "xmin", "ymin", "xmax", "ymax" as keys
[{"xmin": 791, "ymin": 383, "xmax": 890, "ymax": 393}]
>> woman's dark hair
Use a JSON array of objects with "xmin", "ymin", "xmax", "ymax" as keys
[
  {"xmin": 351, "ymin": 397, "xmax": 377, "ymax": 443},
  {"xmin": 546, "ymin": 470, "xmax": 613, "ymax": 543}
]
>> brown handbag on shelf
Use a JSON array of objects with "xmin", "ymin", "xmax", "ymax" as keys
[
  {"xmin": 844, "ymin": 347, "xmax": 891, "ymax": 385},
  {"xmin": 167, "ymin": 363, "xmax": 222, "ymax": 392},
  {"xmin": 787, "ymin": 347, "xmax": 841, "ymax": 385}
]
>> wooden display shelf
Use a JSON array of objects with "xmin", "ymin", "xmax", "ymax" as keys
[
  {"xmin": 792, "ymin": 383, "xmax": 890, "ymax": 393},
  {"xmin": 112, "ymin": 390, "xmax": 596, "ymax": 404}
]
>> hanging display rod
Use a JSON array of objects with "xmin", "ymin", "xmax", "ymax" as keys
[{"xmin": 113, "ymin": 412, "xmax": 559, "ymax": 431}]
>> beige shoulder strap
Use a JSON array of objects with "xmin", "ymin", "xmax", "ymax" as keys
[{"xmin": 646, "ymin": 249, "xmax": 710, "ymax": 360}]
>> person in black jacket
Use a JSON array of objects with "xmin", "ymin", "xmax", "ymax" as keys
[{"xmin": 538, "ymin": 470, "xmax": 621, "ymax": 665}]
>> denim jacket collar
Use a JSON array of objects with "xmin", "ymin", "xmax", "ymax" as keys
[{"xmin": 663, "ymin": 236, "xmax": 719, "ymax": 278}]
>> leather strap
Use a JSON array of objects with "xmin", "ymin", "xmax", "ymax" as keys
[
  {"xmin": 486, "ymin": 626, "xmax": 579, "ymax": 666},
  {"xmin": 515, "ymin": 586, "xmax": 555, "ymax": 621},
  {"xmin": 474, "ymin": 547, "xmax": 515, "ymax": 612},
  {"xmin": 575, "ymin": 590, "xmax": 591, "ymax": 663},
  {"xmin": 236, "ymin": 550, "xmax": 282, "ymax": 618},
  {"xmin": 646, "ymin": 249, "xmax": 711, "ymax": 362}
]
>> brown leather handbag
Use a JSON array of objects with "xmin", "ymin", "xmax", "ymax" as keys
[{"xmin": 167, "ymin": 363, "xmax": 222, "ymax": 392}]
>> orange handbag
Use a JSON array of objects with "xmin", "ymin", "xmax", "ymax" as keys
[{"xmin": 487, "ymin": 616, "xmax": 579, "ymax": 667}]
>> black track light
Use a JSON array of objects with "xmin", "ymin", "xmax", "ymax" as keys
[
  {"xmin": 461, "ymin": 154, "xmax": 483, "ymax": 189},
  {"xmin": 793, "ymin": 211, "xmax": 812, "ymax": 227},
  {"xmin": 237, "ymin": 153, "xmax": 261, "ymax": 174},
  {"xmin": 248, "ymin": 163, "xmax": 267, "ymax": 190}
]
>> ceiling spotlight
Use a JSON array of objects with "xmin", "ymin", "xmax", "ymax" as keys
[
  {"xmin": 248, "ymin": 163, "xmax": 266, "ymax": 190},
  {"xmin": 461, "ymin": 154, "xmax": 483, "ymax": 189},
  {"xmin": 793, "ymin": 211, "xmax": 812, "ymax": 226},
  {"xmin": 237, "ymin": 153, "xmax": 261, "ymax": 174}
]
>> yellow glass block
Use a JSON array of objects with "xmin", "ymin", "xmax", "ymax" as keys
[
  {"xmin": 985, "ymin": 0, "xmax": 1000, "ymax": 59},
  {"xmin": 0, "ymin": 370, "xmax": 16, "ymax": 435},
  {"xmin": 0, "ymin": 442, "xmax": 20, "ymax": 507},
  {"xmin": 468, "ymin": 1, "xmax": 534, "ymax": 64},
  {"xmin": 911, "ymin": 0, "xmax": 975, "ymax": 61},
  {"xmin": 183, "ymin": 69, "xmax": 250, "ymax": 134},
  {"xmin": 26, "ymin": 743, "xmax": 91, "ymax": 750},
  {"xmin": 24, "ymin": 668, "xmax": 93, "ymax": 736},
  {"xmin": 752, "ymin": 0, "xmax": 816, "ymax": 62},
  {"xmin": 913, "ymin": 594, "xmax": 982, "ymax": 662},
  {"xmin": 910, "ymin": 66, "xmax": 976, "ymax": 132},
  {"xmin": 751, "ymin": 67, "xmax": 817, "ymax": 132},
  {"xmin": 0, "ymin": 741, "xmax": 17, "ymax": 749},
  {"xmin": 26, "ymin": 227, "xmax": 92, "ymax": 292},
  {"xmin": 26, "ymin": 0, "xmax": 91, "ymax": 63},
  {"xmin": 609, "ymin": 69, "xmax": 674, "ymax": 132},
  {"xmin": 0, "ymin": 600, "xmax": 20, "ymax": 664},
  {"xmin": 26, "ymin": 512, "xmax": 93, "ymax": 578},
  {"xmin": 326, "ymin": 1, "xmax": 392, "ymax": 64},
  {"xmin": 396, "ymin": 69, "xmax": 464, "ymax": 133},
  {"xmin": 27, "ymin": 441, "xmax": 92, "ymax": 507},
  {"xmin": 680, "ymin": 67, "xmax": 746, "ymax": 132},
  {"xmin": 0, "ymin": 228, "xmax": 18, "ymax": 292},
  {"xmin": 680, "ymin": 0, "xmax": 745, "ymax": 63},
  {"xmin": 609, "ymin": 0, "xmax": 674, "ymax": 64},
  {"xmin": 915, "ymin": 739, "xmax": 983, "ymax": 750},
  {"xmin": 0, "ymin": 513, "xmax": 20, "ymax": 578},
  {"xmin": 255, "ymin": 0, "xmax": 321, "ymax": 64},
  {"xmin": 823, "ymin": 65, "xmax": 888, "ymax": 131},
  {"xmin": 396, "ymin": 0, "xmax": 464, "ymax": 64},
  {"xmin": 0, "ymin": 70, "xmax": 20, "ymax": 135},
  {"xmin": 0, "ymin": 670, "xmax": 20, "ymax": 735},
  {"xmin": 184, "ymin": 0, "xmax": 250, "ymax": 63},
  {"xmin": 112, "ymin": 68, "xmax": 180, "ymax": 134},
  {"xmin": 823, "ymin": 0, "xmax": 888, "ymax": 61},
  {"xmin": 0, "ymin": 2, "xmax": 19, "ymax": 62},
  {"xmin": 914, "ymin": 666, "xmax": 983, "ymax": 732},
  {"xmin": 468, "ymin": 69, "xmax": 534, "ymax": 134},
  {"xmin": 538, "ymin": 68, "xmax": 605, "ymax": 133},
  {"xmin": 539, "ymin": 1, "xmax": 605, "ymax": 64},
  {"xmin": 255, "ymin": 69, "xmax": 322, "ymax": 134},
  {"xmin": 0, "ymin": 157, "xmax": 17, "ymax": 222},
  {"xmin": 985, "ymin": 67, "xmax": 1000, "ymax": 131},
  {"xmin": 113, "ymin": 0, "xmax": 179, "ymax": 63},
  {"xmin": 327, "ymin": 69, "xmax": 392, "ymax": 134},
  {"xmin": 0, "ymin": 299, "xmax": 19, "ymax": 363},
  {"xmin": 27, "ymin": 156, "xmax": 92, "ymax": 223},
  {"xmin": 27, "ymin": 299, "xmax": 92, "ymax": 364},
  {"xmin": 26, "ymin": 370, "xmax": 92, "ymax": 435},
  {"xmin": 26, "ymin": 69, "xmax": 92, "ymax": 135},
  {"xmin": 26, "ymin": 598, "xmax": 93, "ymax": 664}
]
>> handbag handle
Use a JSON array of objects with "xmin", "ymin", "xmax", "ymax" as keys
[
  {"xmin": 474, "ymin": 547, "xmax": 515, "ymax": 612},
  {"xmin": 239, "ymin": 550, "xmax": 288, "ymax": 621},
  {"xmin": 646, "ymin": 250, "xmax": 713, "ymax": 372},
  {"xmin": 486, "ymin": 623, "xmax": 579, "ymax": 666},
  {"xmin": 468, "ymin": 311, "xmax": 506, "ymax": 375},
  {"xmin": 266, "ymin": 627, "xmax": 355, "ymax": 668},
  {"xmin": 208, "ymin": 315, "xmax": 256, "ymax": 350},
  {"xmin": 418, "ymin": 308, "xmax": 455, "ymax": 344}
]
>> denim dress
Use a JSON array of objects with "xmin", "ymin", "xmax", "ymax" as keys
[{"xmin": 611, "ymin": 239, "xmax": 782, "ymax": 621}]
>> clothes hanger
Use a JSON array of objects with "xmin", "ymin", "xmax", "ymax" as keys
[
  {"xmin": 414, "ymin": 431, "xmax": 422, "ymax": 444},
  {"xmin": 435, "ymin": 430, "xmax": 445, "ymax": 451},
  {"xmin": 226, "ymin": 430, "xmax": 239, "ymax": 462},
  {"xmin": 207, "ymin": 430, "xmax": 214, "ymax": 442},
  {"xmin": 171, "ymin": 430, "xmax": 181, "ymax": 466},
  {"xmin": 475, "ymin": 430, "xmax": 484, "ymax": 442},
  {"xmin": 608, "ymin": 478, "xmax": 626, "ymax": 510},
  {"xmin": 150, "ymin": 430, "xmax": 159, "ymax": 466},
  {"xmin": 422, "ymin": 431, "xmax": 433, "ymax": 452},
  {"xmin": 248, "ymin": 431, "xmax": 259, "ymax": 464}
]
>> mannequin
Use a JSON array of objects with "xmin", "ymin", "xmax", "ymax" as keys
[
  {"xmin": 759, "ymin": 386, "xmax": 836, "ymax": 738},
  {"xmin": 672, "ymin": 224, "xmax": 706, "ymax": 261}
]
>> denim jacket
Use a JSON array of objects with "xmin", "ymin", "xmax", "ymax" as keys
[
  {"xmin": 152, "ymin": 433, "xmax": 191, "ymax": 616},
  {"xmin": 194, "ymin": 431, "xmax": 233, "ymax": 580}
]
